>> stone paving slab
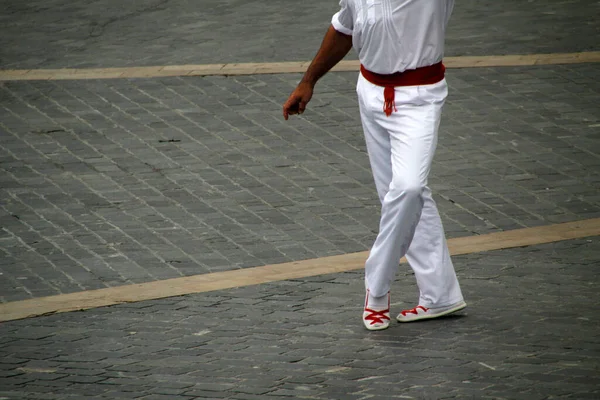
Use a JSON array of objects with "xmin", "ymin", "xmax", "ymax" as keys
[
  {"xmin": 3, "ymin": 219, "xmax": 597, "ymax": 323},
  {"xmin": 1, "ymin": 63, "xmax": 599, "ymax": 302},
  {"xmin": 1, "ymin": 0, "xmax": 599, "ymax": 69},
  {"xmin": 6, "ymin": 53, "xmax": 600, "ymax": 82},
  {"xmin": 0, "ymin": 238, "xmax": 598, "ymax": 399}
]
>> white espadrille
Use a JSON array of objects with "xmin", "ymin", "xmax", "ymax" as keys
[
  {"xmin": 396, "ymin": 301, "xmax": 467, "ymax": 323},
  {"xmin": 363, "ymin": 291, "xmax": 391, "ymax": 331}
]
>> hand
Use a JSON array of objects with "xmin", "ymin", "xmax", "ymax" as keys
[{"xmin": 283, "ymin": 82, "xmax": 314, "ymax": 120}]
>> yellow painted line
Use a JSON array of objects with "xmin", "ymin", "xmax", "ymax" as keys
[
  {"xmin": 1, "ymin": 52, "xmax": 599, "ymax": 81},
  {"xmin": 0, "ymin": 218, "xmax": 598, "ymax": 322}
]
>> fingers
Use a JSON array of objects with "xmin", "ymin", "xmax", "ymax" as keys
[
  {"xmin": 283, "ymin": 96, "xmax": 300, "ymax": 120},
  {"xmin": 298, "ymin": 101, "xmax": 307, "ymax": 115},
  {"xmin": 283, "ymin": 102, "xmax": 294, "ymax": 120},
  {"xmin": 283, "ymin": 85, "xmax": 312, "ymax": 120}
]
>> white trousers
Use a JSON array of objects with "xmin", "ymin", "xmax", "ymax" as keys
[{"xmin": 357, "ymin": 73, "xmax": 464, "ymax": 308}]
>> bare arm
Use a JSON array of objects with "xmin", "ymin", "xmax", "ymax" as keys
[
  {"xmin": 283, "ymin": 26, "xmax": 353, "ymax": 120},
  {"xmin": 301, "ymin": 25, "xmax": 353, "ymax": 86}
]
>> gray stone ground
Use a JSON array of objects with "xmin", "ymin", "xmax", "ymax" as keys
[
  {"xmin": 1, "ymin": 0, "xmax": 600, "ymax": 399},
  {"xmin": 0, "ymin": 239, "xmax": 599, "ymax": 400},
  {"xmin": 1, "ymin": 0, "xmax": 599, "ymax": 69},
  {"xmin": 1, "ymin": 64, "xmax": 599, "ymax": 301}
]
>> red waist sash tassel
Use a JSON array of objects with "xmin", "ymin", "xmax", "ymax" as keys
[{"xmin": 360, "ymin": 62, "xmax": 446, "ymax": 116}]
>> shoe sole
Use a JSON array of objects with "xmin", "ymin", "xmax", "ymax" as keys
[
  {"xmin": 364, "ymin": 323, "xmax": 390, "ymax": 331},
  {"xmin": 396, "ymin": 301, "xmax": 467, "ymax": 323}
]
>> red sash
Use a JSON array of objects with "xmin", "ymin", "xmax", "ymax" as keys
[{"xmin": 360, "ymin": 62, "xmax": 445, "ymax": 116}]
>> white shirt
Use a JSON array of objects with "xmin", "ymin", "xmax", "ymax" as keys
[{"xmin": 332, "ymin": 0, "xmax": 454, "ymax": 74}]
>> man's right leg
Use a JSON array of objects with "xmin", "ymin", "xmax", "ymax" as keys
[{"xmin": 357, "ymin": 74, "xmax": 394, "ymax": 330}]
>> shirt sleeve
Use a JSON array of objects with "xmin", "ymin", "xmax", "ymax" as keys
[{"xmin": 331, "ymin": 0, "xmax": 353, "ymax": 35}]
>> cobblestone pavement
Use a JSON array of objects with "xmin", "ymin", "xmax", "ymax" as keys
[
  {"xmin": 1, "ymin": 0, "xmax": 599, "ymax": 69},
  {"xmin": 1, "ymin": 64, "xmax": 599, "ymax": 302},
  {"xmin": 0, "ymin": 239, "xmax": 599, "ymax": 399},
  {"xmin": 1, "ymin": 0, "xmax": 600, "ymax": 399}
]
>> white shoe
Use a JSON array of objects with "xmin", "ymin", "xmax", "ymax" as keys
[
  {"xmin": 363, "ymin": 291, "xmax": 390, "ymax": 331},
  {"xmin": 396, "ymin": 301, "xmax": 467, "ymax": 323}
]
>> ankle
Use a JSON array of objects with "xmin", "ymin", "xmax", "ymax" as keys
[{"xmin": 366, "ymin": 290, "xmax": 390, "ymax": 309}]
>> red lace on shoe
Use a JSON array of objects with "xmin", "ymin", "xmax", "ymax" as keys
[
  {"xmin": 364, "ymin": 290, "xmax": 390, "ymax": 325},
  {"xmin": 364, "ymin": 308, "xmax": 390, "ymax": 325},
  {"xmin": 401, "ymin": 306, "xmax": 429, "ymax": 316}
]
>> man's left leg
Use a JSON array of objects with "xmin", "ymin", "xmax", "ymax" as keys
[{"xmin": 398, "ymin": 187, "xmax": 466, "ymax": 322}]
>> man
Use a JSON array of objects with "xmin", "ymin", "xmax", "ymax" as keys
[{"xmin": 283, "ymin": 0, "xmax": 465, "ymax": 331}]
